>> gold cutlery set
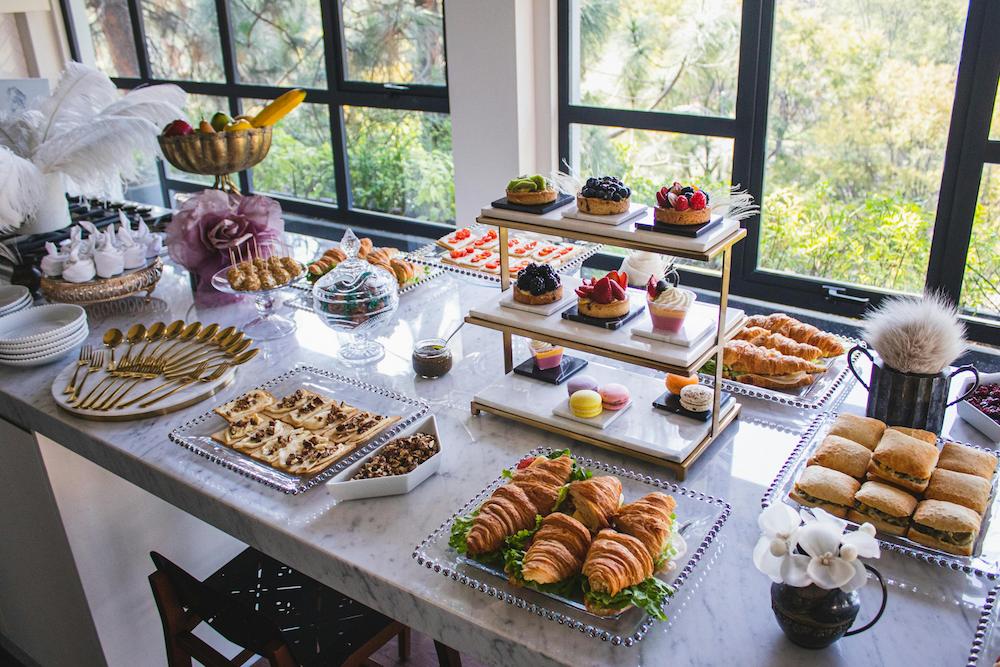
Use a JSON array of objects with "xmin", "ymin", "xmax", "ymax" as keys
[{"xmin": 62, "ymin": 320, "xmax": 258, "ymax": 412}]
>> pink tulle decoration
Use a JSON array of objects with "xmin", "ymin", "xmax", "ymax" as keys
[{"xmin": 166, "ymin": 190, "xmax": 284, "ymax": 301}]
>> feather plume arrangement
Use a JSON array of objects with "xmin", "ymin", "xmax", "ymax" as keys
[
  {"xmin": 861, "ymin": 292, "xmax": 967, "ymax": 375},
  {"xmin": 710, "ymin": 185, "xmax": 759, "ymax": 222},
  {"xmin": 0, "ymin": 62, "xmax": 185, "ymax": 231}
]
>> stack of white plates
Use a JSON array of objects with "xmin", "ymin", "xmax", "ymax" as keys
[
  {"xmin": 0, "ymin": 304, "xmax": 89, "ymax": 367},
  {"xmin": 0, "ymin": 285, "xmax": 31, "ymax": 317}
]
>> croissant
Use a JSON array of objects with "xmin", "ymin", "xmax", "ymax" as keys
[
  {"xmin": 390, "ymin": 258, "xmax": 416, "ymax": 284},
  {"xmin": 323, "ymin": 247, "xmax": 347, "ymax": 262},
  {"xmin": 466, "ymin": 484, "xmax": 538, "ymax": 556},
  {"xmin": 358, "ymin": 237, "xmax": 374, "ymax": 257},
  {"xmin": 520, "ymin": 513, "xmax": 592, "ymax": 585},
  {"xmin": 583, "ymin": 529, "xmax": 653, "ymax": 598},
  {"xmin": 744, "ymin": 314, "xmax": 845, "ymax": 356},
  {"xmin": 734, "ymin": 326, "xmax": 823, "ymax": 361},
  {"xmin": 723, "ymin": 340, "xmax": 826, "ymax": 375},
  {"xmin": 569, "ymin": 476, "xmax": 622, "ymax": 532},
  {"xmin": 511, "ymin": 455, "xmax": 573, "ymax": 515},
  {"xmin": 612, "ymin": 493, "xmax": 677, "ymax": 565}
]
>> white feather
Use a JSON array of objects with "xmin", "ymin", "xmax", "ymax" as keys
[
  {"xmin": 861, "ymin": 292, "xmax": 967, "ymax": 374},
  {"xmin": 35, "ymin": 62, "xmax": 119, "ymax": 144},
  {"xmin": 0, "ymin": 146, "xmax": 45, "ymax": 232},
  {"xmin": 99, "ymin": 84, "xmax": 186, "ymax": 126}
]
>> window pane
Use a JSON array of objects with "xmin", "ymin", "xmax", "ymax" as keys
[
  {"xmin": 961, "ymin": 165, "xmax": 1000, "ymax": 320},
  {"xmin": 142, "ymin": 0, "xmax": 224, "ymax": 82},
  {"xmin": 570, "ymin": 0, "xmax": 741, "ymax": 117},
  {"xmin": 82, "ymin": 0, "xmax": 139, "ymax": 77},
  {"xmin": 245, "ymin": 100, "xmax": 336, "ymax": 203},
  {"xmin": 163, "ymin": 93, "xmax": 229, "ymax": 186},
  {"xmin": 342, "ymin": 0, "xmax": 446, "ymax": 85},
  {"xmin": 758, "ymin": 0, "xmax": 968, "ymax": 294},
  {"xmin": 344, "ymin": 106, "xmax": 454, "ymax": 222},
  {"xmin": 230, "ymin": 0, "xmax": 326, "ymax": 88},
  {"xmin": 991, "ymin": 80, "xmax": 1000, "ymax": 141}
]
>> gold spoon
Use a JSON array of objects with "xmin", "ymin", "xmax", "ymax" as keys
[
  {"xmin": 164, "ymin": 327, "xmax": 237, "ymax": 371},
  {"xmin": 102, "ymin": 328, "xmax": 124, "ymax": 370},
  {"xmin": 156, "ymin": 322, "xmax": 203, "ymax": 365},
  {"xmin": 132, "ymin": 321, "xmax": 165, "ymax": 364},
  {"xmin": 121, "ymin": 324, "xmax": 146, "ymax": 363},
  {"xmin": 166, "ymin": 337, "xmax": 251, "ymax": 376},
  {"xmin": 146, "ymin": 320, "xmax": 188, "ymax": 362},
  {"xmin": 161, "ymin": 323, "xmax": 220, "ymax": 368},
  {"xmin": 139, "ymin": 363, "xmax": 233, "ymax": 409}
]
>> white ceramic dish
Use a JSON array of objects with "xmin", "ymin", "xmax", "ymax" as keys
[
  {"xmin": 551, "ymin": 397, "xmax": 632, "ymax": 430},
  {"xmin": 959, "ymin": 371, "xmax": 1000, "ymax": 443},
  {"xmin": 0, "ymin": 322, "xmax": 87, "ymax": 355},
  {"xmin": 561, "ymin": 202, "xmax": 649, "ymax": 226},
  {"xmin": 0, "ymin": 285, "xmax": 29, "ymax": 310},
  {"xmin": 498, "ymin": 287, "xmax": 575, "ymax": 317},
  {"xmin": 327, "ymin": 414, "xmax": 442, "ymax": 502},
  {"xmin": 0, "ymin": 304, "xmax": 87, "ymax": 344},
  {"xmin": 0, "ymin": 296, "xmax": 31, "ymax": 315},
  {"xmin": 0, "ymin": 326, "xmax": 88, "ymax": 367}
]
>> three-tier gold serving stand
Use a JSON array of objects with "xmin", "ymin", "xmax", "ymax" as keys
[{"xmin": 467, "ymin": 209, "xmax": 747, "ymax": 479}]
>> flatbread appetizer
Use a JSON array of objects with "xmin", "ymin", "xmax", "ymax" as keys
[
  {"xmin": 283, "ymin": 393, "xmax": 334, "ymax": 427},
  {"xmin": 299, "ymin": 400, "xmax": 359, "ymax": 431},
  {"xmin": 323, "ymin": 411, "xmax": 400, "ymax": 445},
  {"xmin": 213, "ymin": 390, "xmax": 276, "ymax": 423},
  {"xmin": 232, "ymin": 419, "xmax": 293, "ymax": 453},
  {"xmin": 263, "ymin": 389, "xmax": 324, "ymax": 418},
  {"xmin": 211, "ymin": 412, "xmax": 270, "ymax": 446}
]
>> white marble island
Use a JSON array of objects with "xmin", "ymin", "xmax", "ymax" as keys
[{"xmin": 0, "ymin": 255, "xmax": 994, "ymax": 667}]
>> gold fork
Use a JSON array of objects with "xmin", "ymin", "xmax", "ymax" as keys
[
  {"xmin": 91, "ymin": 362, "xmax": 164, "ymax": 411},
  {"xmin": 115, "ymin": 361, "xmax": 209, "ymax": 410},
  {"xmin": 63, "ymin": 345, "xmax": 92, "ymax": 394},
  {"xmin": 139, "ymin": 363, "xmax": 231, "ymax": 409},
  {"xmin": 69, "ymin": 350, "xmax": 105, "ymax": 403}
]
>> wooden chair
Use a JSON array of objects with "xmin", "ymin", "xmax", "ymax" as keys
[{"xmin": 149, "ymin": 547, "xmax": 461, "ymax": 666}]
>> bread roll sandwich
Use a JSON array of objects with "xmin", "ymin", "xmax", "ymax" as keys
[
  {"xmin": 808, "ymin": 435, "xmax": 872, "ymax": 480},
  {"xmin": 789, "ymin": 465, "xmax": 860, "ymax": 518},
  {"xmin": 568, "ymin": 476, "xmax": 623, "ymax": 532},
  {"xmin": 907, "ymin": 499, "xmax": 981, "ymax": 556},
  {"xmin": 886, "ymin": 426, "xmax": 937, "ymax": 445},
  {"xmin": 503, "ymin": 513, "xmax": 591, "ymax": 595},
  {"xmin": 847, "ymin": 481, "xmax": 917, "ymax": 536},
  {"xmin": 867, "ymin": 430, "xmax": 939, "ymax": 493},
  {"xmin": 827, "ymin": 414, "xmax": 886, "ymax": 450},
  {"xmin": 581, "ymin": 530, "xmax": 673, "ymax": 619},
  {"xmin": 936, "ymin": 442, "xmax": 998, "ymax": 480},
  {"xmin": 924, "ymin": 468, "xmax": 992, "ymax": 515},
  {"xmin": 612, "ymin": 492, "xmax": 678, "ymax": 571}
]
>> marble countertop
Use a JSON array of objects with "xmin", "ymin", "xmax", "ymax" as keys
[{"xmin": 0, "ymin": 239, "xmax": 995, "ymax": 667}]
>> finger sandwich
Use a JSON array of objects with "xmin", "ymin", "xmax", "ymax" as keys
[
  {"xmin": 936, "ymin": 442, "xmax": 998, "ymax": 481},
  {"xmin": 907, "ymin": 499, "xmax": 981, "ymax": 557},
  {"xmin": 808, "ymin": 435, "xmax": 872, "ymax": 480},
  {"xmin": 789, "ymin": 465, "xmax": 860, "ymax": 518},
  {"xmin": 924, "ymin": 468, "xmax": 992, "ymax": 515},
  {"xmin": 827, "ymin": 414, "xmax": 886, "ymax": 450},
  {"xmin": 867, "ymin": 429, "xmax": 939, "ymax": 493},
  {"xmin": 847, "ymin": 481, "xmax": 917, "ymax": 536}
]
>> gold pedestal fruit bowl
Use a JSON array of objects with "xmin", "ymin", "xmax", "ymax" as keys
[{"xmin": 158, "ymin": 127, "xmax": 272, "ymax": 191}]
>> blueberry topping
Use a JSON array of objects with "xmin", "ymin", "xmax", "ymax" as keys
[{"xmin": 580, "ymin": 176, "xmax": 631, "ymax": 201}]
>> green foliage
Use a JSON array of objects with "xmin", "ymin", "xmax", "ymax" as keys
[{"xmin": 582, "ymin": 577, "xmax": 674, "ymax": 620}]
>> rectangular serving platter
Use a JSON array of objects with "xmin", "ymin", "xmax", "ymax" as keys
[
  {"xmin": 412, "ymin": 447, "xmax": 731, "ymax": 646},
  {"xmin": 969, "ymin": 585, "xmax": 1000, "ymax": 666},
  {"xmin": 169, "ymin": 365, "xmax": 429, "ymax": 494},
  {"xmin": 763, "ymin": 412, "xmax": 1000, "ymax": 578}
]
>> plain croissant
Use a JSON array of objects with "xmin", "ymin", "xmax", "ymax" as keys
[
  {"xmin": 723, "ymin": 340, "xmax": 826, "ymax": 375},
  {"xmin": 734, "ymin": 326, "xmax": 823, "ymax": 361},
  {"xmin": 466, "ymin": 484, "xmax": 537, "ymax": 556},
  {"xmin": 612, "ymin": 492, "xmax": 677, "ymax": 565},
  {"xmin": 583, "ymin": 529, "xmax": 653, "ymax": 598},
  {"xmin": 511, "ymin": 455, "xmax": 573, "ymax": 515},
  {"xmin": 520, "ymin": 512, "xmax": 592, "ymax": 585},
  {"xmin": 569, "ymin": 476, "xmax": 622, "ymax": 532},
  {"xmin": 744, "ymin": 313, "xmax": 845, "ymax": 356}
]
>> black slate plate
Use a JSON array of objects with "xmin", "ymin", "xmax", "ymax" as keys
[
  {"xmin": 561, "ymin": 301, "xmax": 645, "ymax": 330},
  {"xmin": 512, "ymin": 355, "xmax": 589, "ymax": 385},
  {"xmin": 492, "ymin": 192, "xmax": 574, "ymax": 214},
  {"xmin": 634, "ymin": 214, "xmax": 723, "ymax": 238},
  {"xmin": 652, "ymin": 390, "xmax": 732, "ymax": 422}
]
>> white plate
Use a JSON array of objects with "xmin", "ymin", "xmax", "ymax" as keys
[
  {"xmin": 630, "ymin": 301, "xmax": 727, "ymax": 348},
  {"xmin": 498, "ymin": 287, "xmax": 575, "ymax": 317},
  {"xmin": 0, "ymin": 304, "xmax": 87, "ymax": 344},
  {"xmin": 0, "ymin": 326, "xmax": 88, "ymax": 367},
  {"xmin": 0, "ymin": 285, "xmax": 29, "ymax": 310},
  {"xmin": 0, "ymin": 324, "xmax": 88, "ymax": 358},
  {"xmin": 552, "ymin": 397, "xmax": 632, "ymax": 430},
  {"xmin": 0, "ymin": 320, "xmax": 87, "ymax": 353},
  {"xmin": 561, "ymin": 202, "xmax": 648, "ymax": 226},
  {"xmin": 327, "ymin": 414, "xmax": 442, "ymax": 501},
  {"xmin": 958, "ymin": 371, "xmax": 1000, "ymax": 443},
  {"xmin": 0, "ymin": 296, "xmax": 31, "ymax": 315}
]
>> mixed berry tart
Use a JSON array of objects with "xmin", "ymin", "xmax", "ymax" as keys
[
  {"xmin": 577, "ymin": 176, "xmax": 631, "ymax": 215},
  {"xmin": 575, "ymin": 270, "xmax": 630, "ymax": 318},
  {"xmin": 654, "ymin": 182, "xmax": 711, "ymax": 225},
  {"xmin": 506, "ymin": 174, "xmax": 557, "ymax": 206},
  {"xmin": 646, "ymin": 276, "xmax": 696, "ymax": 332},
  {"xmin": 514, "ymin": 263, "xmax": 563, "ymax": 305}
]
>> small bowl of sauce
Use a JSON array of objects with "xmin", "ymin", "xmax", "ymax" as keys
[{"xmin": 412, "ymin": 337, "xmax": 453, "ymax": 378}]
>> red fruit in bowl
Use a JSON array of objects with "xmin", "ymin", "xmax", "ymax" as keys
[
  {"xmin": 674, "ymin": 195, "xmax": 690, "ymax": 211},
  {"xmin": 610, "ymin": 280, "xmax": 626, "ymax": 300},
  {"xmin": 162, "ymin": 119, "xmax": 194, "ymax": 137},
  {"xmin": 646, "ymin": 276, "xmax": 659, "ymax": 299},
  {"xmin": 690, "ymin": 191, "xmax": 707, "ymax": 210},
  {"xmin": 591, "ymin": 277, "xmax": 613, "ymax": 303}
]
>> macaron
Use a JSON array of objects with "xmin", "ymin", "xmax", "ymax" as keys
[
  {"xmin": 569, "ymin": 389, "xmax": 603, "ymax": 419},
  {"xmin": 679, "ymin": 384, "xmax": 713, "ymax": 413},
  {"xmin": 599, "ymin": 383, "xmax": 630, "ymax": 411},
  {"xmin": 567, "ymin": 374, "xmax": 599, "ymax": 396}
]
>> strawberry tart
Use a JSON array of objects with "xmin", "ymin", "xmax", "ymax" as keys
[
  {"xmin": 437, "ymin": 227, "xmax": 475, "ymax": 251},
  {"xmin": 575, "ymin": 270, "xmax": 630, "ymax": 319},
  {"xmin": 654, "ymin": 182, "xmax": 711, "ymax": 225}
]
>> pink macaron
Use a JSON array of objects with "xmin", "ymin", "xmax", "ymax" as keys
[{"xmin": 599, "ymin": 383, "xmax": 630, "ymax": 411}]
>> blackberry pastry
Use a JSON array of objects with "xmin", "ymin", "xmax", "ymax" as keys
[
  {"xmin": 513, "ymin": 263, "xmax": 563, "ymax": 305},
  {"xmin": 577, "ymin": 176, "xmax": 631, "ymax": 215}
]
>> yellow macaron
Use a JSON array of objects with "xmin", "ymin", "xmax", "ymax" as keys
[{"xmin": 570, "ymin": 389, "xmax": 603, "ymax": 419}]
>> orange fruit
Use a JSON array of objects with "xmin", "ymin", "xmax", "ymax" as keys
[{"xmin": 665, "ymin": 373, "xmax": 699, "ymax": 395}]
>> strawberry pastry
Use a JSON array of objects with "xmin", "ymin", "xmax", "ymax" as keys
[
  {"xmin": 436, "ymin": 227, "xmax": 475, "ymax": 251},
  {"xmin": 575, "ymin": 270, "xmax": 630, "ymax": 319}
]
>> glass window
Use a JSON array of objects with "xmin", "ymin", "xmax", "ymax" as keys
[
  {"xmin": 341, "ymin": 0, "xmax": 446, "ymax": 85},
  {"xmin": 162, "ymin": 93, "xmax": 229, "ymax": 186},
  {"xmin": 344, "ymin": 106, "xmax": 454, "ymax": 221},
  {"xmin": 991, "ymin": 79, "xmax": 999, "ymax": 141},
  {"xmin": 758, "ymin": 0, "xmax": 968, "ymax": 294},
  {"xmin": 230, "ymin": 0, "xmax": 327, "ymax": 88},
  {"xmin": 961, "ymin": 164, "xmax": 1000, "ymax": 319},
  {"xmin": 244, "ymin": 99, "xmax": 337, "ymax": 203},
  {"xmin": 570, "ymin": 0, "xmax": 741, "ymax": 117},
  {"xmin": 141, "ymin": 0, "xmax": 225, "ymax": 82},
  {"xmin": 82, "ymin": 0, "xmax": 139, "ymax": 77}
]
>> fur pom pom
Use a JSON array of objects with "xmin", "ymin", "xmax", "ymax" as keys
[{"xmin": 861, "ymin": 292, "xmax": 967, "ymax": 374}]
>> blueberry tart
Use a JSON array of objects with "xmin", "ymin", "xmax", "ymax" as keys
[{"xmin": 577, "ymin": 176, "xmax": 631, "ymax": 215}]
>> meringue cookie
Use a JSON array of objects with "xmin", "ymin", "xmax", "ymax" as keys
[
  {"xmin": 40, "ymin": 242, "xmax": 67, "ymax": 278},
  {"xmin": 94, "ymin": 225, "xmax": 124, "ymax": 278},
  {"xmin": 62, "ymin": 247, "xmax": 96, "ymax": 283}
]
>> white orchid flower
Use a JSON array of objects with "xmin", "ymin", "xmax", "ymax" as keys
[
  {"xmin": 753, "ymin": 503, "xmax": 801, "ymax": 582},
  {"xmin": 801, "ymin": 506, "xmax": 848, "ymax": 532},
  {"xmin": 840, "ymin": 559, "xmax": 870, "ymax": 593},
  {"xmin": 841, "ymin": 523, "xmax": 880, "ymax": 560},
  {"xmin": 797, "ymin": 522, "xmax": 857, "ymax": 590}
]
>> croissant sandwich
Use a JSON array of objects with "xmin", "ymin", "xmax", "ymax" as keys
[
  {"xmin": 582, "ymin": 530, "xmax": 674, "ymax": 619},
  {"xmin": 511, "ymin": 454, "xmax": 574, "ymax": 515},
  {"xmin": 734, "ymin": 326, "xmax": 823, "ymax": 361},
  {"xmin": 463, "ymin": 484, "xmax": 538, "ymax": 557},
  {"xmin": 569, "ymin": 476, "xmax": 623, "ymax": 532},
  {"xmin": 744, "ymin": 313, "xmax": 845, "ymax": 357},
  {"xmin": 612, "ymin": 492, "xmax": 678, "ymax": 570},
  {"xmin": 513, "ymin": 513, "xmax": 591, "ymax": 588}
]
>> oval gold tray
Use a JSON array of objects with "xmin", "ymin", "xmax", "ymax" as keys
[{"xmin": 41, "ymin": 258, "xmax": 163, "ymax": 305}]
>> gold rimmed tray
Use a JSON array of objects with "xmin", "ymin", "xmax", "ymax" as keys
[{"xmin": 41, "ymin": 258, "xmax": 163, "ymax": 305}]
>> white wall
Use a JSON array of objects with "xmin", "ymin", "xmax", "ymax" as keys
[{"xmin": 0, "ymin": 0, "xmax": 71, "ymax": 82}]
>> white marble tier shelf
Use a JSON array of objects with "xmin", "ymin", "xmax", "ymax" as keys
[
  {"xmin": 0, "ymin": 233, "xmax": 992, "ymax": 667},
  {"xmin": 469, "ymin": 276, "xmax": 746, "ymax": 374}
]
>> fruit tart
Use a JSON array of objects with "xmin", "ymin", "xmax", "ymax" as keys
[
  {"xmin": 654, "ymin": 182, "xmax": 711, "ymax": 225},
  {"xmin": 506, "ymin": 174, "xmax": 557, "ymax": 206},
  {"xmin": 514, "ymin": 263, "xmax": 563, "ymax": 305},
  {"xmin": 575, "ymin": 270, "xmax": 630, "ymax": 319},
  {"xmin": 577, "ymin": 176, "xmax": 631, "ymax": 215}
]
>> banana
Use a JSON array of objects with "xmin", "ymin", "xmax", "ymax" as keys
[
  {"xmin": 224, "ymin": 119, "xmax": 253, "ymax": 132},
  {"xmin": 251, "ymin": 89, "xmax": 306, "ymax": 128}
]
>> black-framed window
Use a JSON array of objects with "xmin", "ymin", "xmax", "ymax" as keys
[
  {"xmin": 559, "ymin": 0, "xmax": 1000, "ymax": 345},
  {"xmin": 61, "ymin": 0, "xmax": 455, "ymax": 239}
]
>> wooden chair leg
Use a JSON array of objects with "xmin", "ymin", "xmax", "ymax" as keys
[
  {"xmin": 342, "ymin": 621, "xmax": 408, "ymax": 667},
  {"xmin": 434, "ymin": 641, "xmax": 462, "ymax": 667},
  {"xmin": 148, "ymin": 572, "xmax": 194, "ymax": 667},
  {"xmin": 398, "ymin": 625, "xmax": 411, "ymax": 661}
]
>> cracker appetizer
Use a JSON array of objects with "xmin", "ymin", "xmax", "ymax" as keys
[{"xmin": 214, "ymin": 390, "xmax": 276, "ymax": 423}]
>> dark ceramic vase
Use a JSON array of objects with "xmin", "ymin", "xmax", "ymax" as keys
[
  {"xmin": 770, "ymin": 564, "xmax": 887, "ymax": 649},
  {"xmin": 848, "ymin": 345, "xmax": 978, "ymax": 434}
]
